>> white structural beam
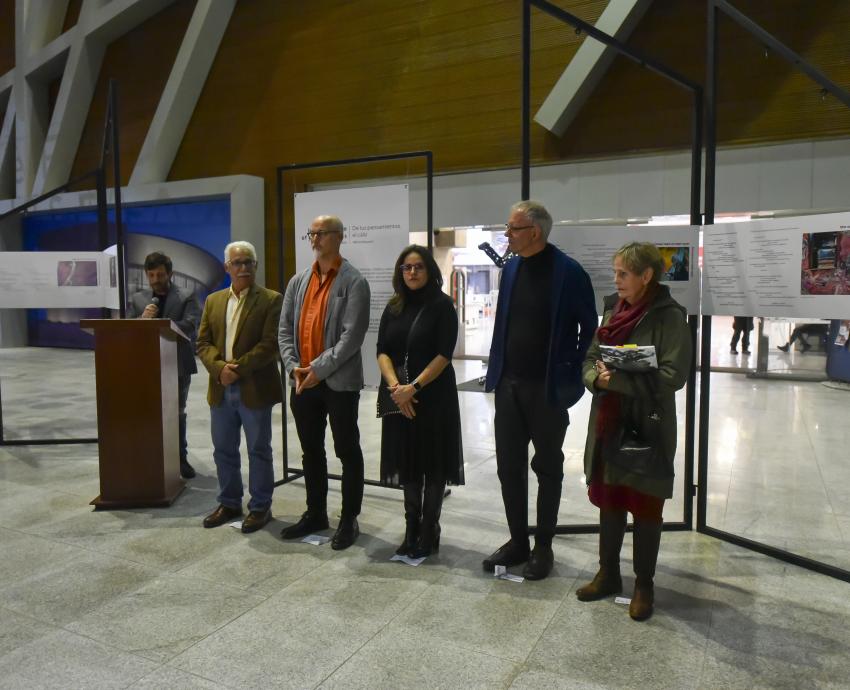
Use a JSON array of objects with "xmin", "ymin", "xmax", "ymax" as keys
[
  {"xmin": 131, "ymin": 0, "xmax": 237, "ymax": 185},
  {"xmin": 31, "ymin": 0, "xmax": 176, "ymax": 196},
  {"xmin": 535, "ymin": 0, "xmax": 653, "ymax": 137}
]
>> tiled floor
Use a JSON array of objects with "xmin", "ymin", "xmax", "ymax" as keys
[{"xmin": 0, "ymin": 348, "xmax": 849, "ymax": 689}]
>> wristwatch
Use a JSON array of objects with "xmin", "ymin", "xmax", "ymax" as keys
[{"xmin": 412, "ymin": 380, "xmax": 422, "ymax": 391}]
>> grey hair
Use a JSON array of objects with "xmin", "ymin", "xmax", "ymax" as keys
[
  {"xmin": 314, "ymin": 215, "xmax": 344, "ymax": 234},
  {"xmin": 224, "ymin": 241, "xmax": 257, "ymax": 263},
  {"xmin": 511, "ymin": 200, "xmax": 553, "ymax": 240}
]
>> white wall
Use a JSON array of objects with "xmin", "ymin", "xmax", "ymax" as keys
[{"xmin": 389, "ymin": 138, "xmax": 850, "ymax": 229}]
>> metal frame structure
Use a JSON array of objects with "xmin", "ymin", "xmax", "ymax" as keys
[
  {"xmin": 700, "ymin": 0, "xmax": 850, "ymax": 583},
  {"xmin": 523, "ymin": 0, "xmax": 703, "ymax": 535},
  {"xmin": 274, "ymin": 151, "xmax": 434, "ymax": 489},
  {"xmin": 0, "ymin": 79, "xmax": 126, "ymax": 446}
]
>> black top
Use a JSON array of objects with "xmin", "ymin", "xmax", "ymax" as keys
[
  {"xmin": 503, "ymin": 243, "xmax": 555, "ymax": 380},
  {"xmin": 376, "ymin": 287, "xmax": 457, "ymax": 397}
]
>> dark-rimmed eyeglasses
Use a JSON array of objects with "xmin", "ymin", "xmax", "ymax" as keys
[
  {"xmin": 504, "ymin": 223, "xmax": 535, "ymax": 233},
  {"xmin": 400, "ymin": 262, "xmax": 426, "ymax": 273},
  {"xmin": 304, "ymin": 230, "xmax": 341, "ymax": 240},
  {"xmin": 227, "ymin": 259, "xmax": 256, "ymax": 268}
]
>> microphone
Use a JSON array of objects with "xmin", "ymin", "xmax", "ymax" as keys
[{"xmin": 147, "ymin": 295, "xmax": 161, "ymax": 316}]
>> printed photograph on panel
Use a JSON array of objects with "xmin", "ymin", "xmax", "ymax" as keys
[
  {"xmin": 801, "ymin": 230, "xmax": 850, "ymax": 295},
  {"xmin": 57, "ymin": 260, "xmax": 98, "ymax": 287},
  {"xmin": 658, "ymin": 245, "xmax": 690, "ymax": 281}
]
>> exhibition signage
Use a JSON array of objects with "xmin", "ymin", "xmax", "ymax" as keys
[
  {"xmin": 294, "ymin": 184, "xmax": 411, "ymax": 386},
  {"xmin": 702, "ymin": 212, "xmax": 850, "ymax": 317},
  {"xmin": 0, "ymin": 249, "xmax": 118, "ymax": 309},
  {"xmin": 549, "ymin": 224, "xmax": 700, "ymax": 315}
]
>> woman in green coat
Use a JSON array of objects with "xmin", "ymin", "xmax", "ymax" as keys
[{"xmin": 575, "ymin": 242, "xmax": 692, "ymax": 621}]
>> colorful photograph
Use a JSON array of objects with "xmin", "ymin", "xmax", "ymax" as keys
[
  {"xmin": 56, "ymin": 260, "xmax": 98, "ymax": 287},
  {"xmin": 658, "ymin": 245, "xmax": 690, "ymax": 282},
  {"xmin": 801, "ymin": 231, "xmax": 850, "ymax": 295}
]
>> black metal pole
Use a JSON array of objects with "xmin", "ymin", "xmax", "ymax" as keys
[
  {"xmin": 697, "ymin": 1, "xmax": 719, "ymax": 531},
  {"xmin": 521, "ymin": 0, "xmax": 531, "ymax": 200},
  {"xmin": 426, "ymin": 151, "xmax": 434, "ymax": 251},
  {"xmin": 108, "ymin": 80, "xmax": 126, "ymax": 319}
]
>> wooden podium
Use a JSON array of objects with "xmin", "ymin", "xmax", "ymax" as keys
[{"xmin": 81, "ymin": 318, "xmax": 187, "ymax": 509}]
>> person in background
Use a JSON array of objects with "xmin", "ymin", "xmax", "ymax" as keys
[
  {"xmin": 377, "ymin": 245, "xmax": 464, "ymax": 559},
  {"xmin": 127, "ymin": 251, "xmax": 201, "ymax": 479},
  {"xmin": 197, "ymin": 241, "xmax": 283, "ymax": 534},
  {"xmin": 577, "ymin": 241, "xmax": 691, "ymax": 621},
  {"xmin": 778, "ymin": 323, "xmax": 828, "ymax": 353},
  {"xmin": 730, "ymin": 316, "xmax": 754, "ymax": 355}
]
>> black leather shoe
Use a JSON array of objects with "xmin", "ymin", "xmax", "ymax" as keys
[
  {"xmin": 280, "ymin": 511, "xmax": 330, "ymax": 539},
  {"xmin": 241, "ymin": 508, "xmax": 272, "ymax": 534},
  {"xmin": 482, "ymin": 540, "xmax": 530, "ymax": 572},
  {"xmin": 203, "ymin": 504, "xmax": 243, "ymax": 528},
  {"xmin": 331, "ymin": 517, "xmax": 360, "ymax": 550},
  {"xmin": 522, "ymin": 544, "xmax": 554, "ymax": 580},
  {"xmin": 180, "ymin": 459, "xmax": 196, "ymax": 479}
]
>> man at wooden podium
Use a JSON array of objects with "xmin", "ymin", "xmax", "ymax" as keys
[
  {"xmin": 197, "ymin": 241, "xmax": 283, "ymax": 533},
  {"xmin": 127, "ymin": 251, "xmax": 201, "ymax": 480}
]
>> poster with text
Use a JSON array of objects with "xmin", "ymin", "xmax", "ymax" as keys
[
  {"xmin": 549, "ymin": 224, "xmax": 700, "ymax": 315},
  {"xmin": 294, "ymin": 184, "xmax": 411, "ymax": 386},
  {"xmin": 702, "ymin": 212, "xmax": 850, "ymax": 317},
  {"xmin": 0, "ymin": 251, "xmax": 118, "ymax": 308}
]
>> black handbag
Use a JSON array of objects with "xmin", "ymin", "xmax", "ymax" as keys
[
  {"xmin": 376, "ymin": 306, "xmax": 425, "ymax": 418},
  {"xmin": 600, "ymin": 376, "xmax": 665, "ymax": 477}
]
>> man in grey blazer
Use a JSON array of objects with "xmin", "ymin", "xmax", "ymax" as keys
[
  {"xmin": 278, "ymin": 215, "xmax": 371, "ymax": 549},
  {"xmin": 128, "ymin": 251, "xmax": 201, "ymax": 479}
]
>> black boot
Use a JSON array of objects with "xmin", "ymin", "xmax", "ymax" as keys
[
  {"xmin": 396, "ymin": 482, "xmax": 422, "ymax": 555},
  {"xmin": 630, "ymin": 519, "xmax": 662, "ymax": 621},
  {"xmin": 576, "ymin": 509, "xmax": 626, "ymax": 601},
  {"xmin": 409, "ymin": 479, "xmax": 444, "ymax": 558}
]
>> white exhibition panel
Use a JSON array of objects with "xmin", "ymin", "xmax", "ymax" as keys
[
  {"xmin": 0, "ymin": 251, "xmax": 116, "ymax": 308},
  {"xmin": 294, "ymin": 184, "xmax": 411, "ymax": 387},
  {"xmin": 549, "ymin": 224, "xmax": 700, "ymax": 315},
  {"xmin": 703, "ymin": 212, "xmax": 850, "ymax": 318}
]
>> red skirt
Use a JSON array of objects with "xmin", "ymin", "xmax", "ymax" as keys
[{"xmin": 588, "ymin": 444, "xmax": 664, "ymax": 523}]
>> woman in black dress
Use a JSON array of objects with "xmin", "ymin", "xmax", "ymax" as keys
[{"xmin": 377, "ymin": 245, "xmax": 464, "ymax": 558}]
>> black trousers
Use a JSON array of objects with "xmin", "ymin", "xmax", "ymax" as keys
[
  {"xmin": 178, "ymin": 374, "xmax": 191, "ymax": 462},
  {"xmin": 494, "ymin": 376, "xmax": 569, "ymax": 547},
  {"xmin": 290, "ymin": 382, "xmax": 364, "ymax": 518},
  {"xmin": 730, "ymin": 325, "xmax": 750, "ymax": 351}
]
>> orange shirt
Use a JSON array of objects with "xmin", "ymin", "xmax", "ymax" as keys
[{"xmin": 298, "ymin": 256, "xmax": 342, "ymax": 366}]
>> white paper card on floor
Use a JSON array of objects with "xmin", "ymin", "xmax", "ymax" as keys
[
  {"xmin": 229, "ymin": 521, "xmax": 243, "ymax": 529},
  {"xmin": 614, "ymin": 596, "xmax": 631, "ymax": 605},
  {"xmin": 302, "ymin": 534, "xmax": 331, "ymax": 546},
  {"xmin": 493, "ymin": 565, "xmax": 524, "ymax": 583},
  {"xmin": 390, "ymin": 553, "xmax": 426, "ymax": 566}
]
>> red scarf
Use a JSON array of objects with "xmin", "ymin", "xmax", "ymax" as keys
[{"xmin": 595, "ymin": 288, "xmax": 655, "ymax": 438}]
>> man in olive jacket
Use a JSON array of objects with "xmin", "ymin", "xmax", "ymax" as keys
[{"xmin": 197, "ymin": 241, "xmax": 283, "ymax": 534}]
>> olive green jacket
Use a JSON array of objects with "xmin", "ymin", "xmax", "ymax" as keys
[
  {"xmin": 197, "ymin": 284, "xmax": 284, "ymax": 409},
  {"xmin": 581, "ymin": 285, "xmax": 692, "ymax": 498}
]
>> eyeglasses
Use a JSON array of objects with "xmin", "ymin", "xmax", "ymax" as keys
[
  {"xmin": 227, "ymin": 259, "xmax": 256, "ymax": 268},
  {"xmin": 504, "ymin": 223, "xmax": 535, "ymax": 233},
  {"xmin": 400, "ymin": 263, "xmax": 426, "ymax": 273},
  {"xmin": 304, "ymin": 230, "xmax": 341, "ymax": 240}
]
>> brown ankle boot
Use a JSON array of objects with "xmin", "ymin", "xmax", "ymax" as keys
[
  {"xmin": 576, "ymin": 509, "xmax": 627, "ymax": 602},
  {"xmin": 630, "ymin": 519, "xmax": 662, "ymax": 621},
  {"xmin": 576, "ymin": 567, "xmax": 623, "ymax": 601},
  {"xmin": 629, "ymin": 578, "xmax": 654, "ymax": 620}
]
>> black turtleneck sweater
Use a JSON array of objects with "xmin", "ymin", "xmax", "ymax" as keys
[{"xmin": 503, "ymin": 243, "xmax": 554, "ymax": 380}]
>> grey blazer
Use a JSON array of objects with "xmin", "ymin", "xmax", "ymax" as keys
[
  {"xmin": 128, "ymin": 284, "xmax": 202, "ymax": 377},
  {"xmin": 278, "ymin": 259, "xmax": 371, "ymax": 392}
]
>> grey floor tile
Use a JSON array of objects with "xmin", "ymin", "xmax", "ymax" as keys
[
  {"xmin": 129, "ymin": 665, "xmax": 223, "ymax": 689},
  {"xmin": 320, "ymin": 625, "xmax": 520, "ymax": 689},
  {"xmin": 0, "ymin": 607, "xmax": 58, "ymax": 657},
  {"xmin": 389, "ymin": 572, "xmax": 567, "ymax": 663},
  {"xmin": 509, "ymin": 667, "xmax": 614, "ymax": 690},
  {"xmin": 0, "ymin": 549, "xmax": 158, "ymax": 626},
  {"xmin": 66, "ymin": 574, "xmax": 267, "ymax": 663},
  {"xmin": 0, "ymin": 629, "xmax": 159, "ymax": 689}
]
